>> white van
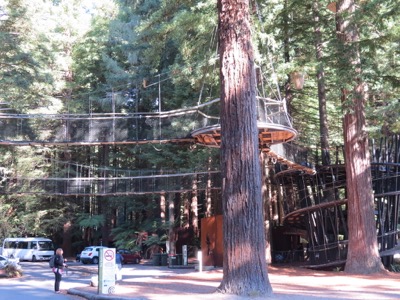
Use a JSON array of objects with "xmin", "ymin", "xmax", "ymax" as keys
[{"xmin": 2, "ymin": 237, "xmax": 55, "ymax": 262}]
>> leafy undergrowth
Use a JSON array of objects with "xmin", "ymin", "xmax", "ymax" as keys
[{"xmin": 0, "ymin": 262, "xmax": 23, "ymax": 278}]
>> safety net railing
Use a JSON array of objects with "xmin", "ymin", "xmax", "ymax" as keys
[
  {"xmin": 0, "ymin": 170, "xmax": 222, "ymax": 196},
  {"xmin": 0, "ymin": 97, "xmax": 295, "ymax": 145}
]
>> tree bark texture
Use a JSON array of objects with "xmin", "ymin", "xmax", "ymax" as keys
[
  {"xmin": 261, "ymin": 152, "xmax": 273, "ymax": 264},
  {"xmin": 191, "ymin": 179, "xmax": 199, "ymax": 236},
  {"xmin": 336, "ymin": 0, "xmax": 385, "ymax": 274},
  {"xmin": 217, "ymin": 0, "xmax": 273, "ymax": 296},
  {"xmin": 160, "ymin": 193, "xmax": 166, "ymax": 223},
  {"xmin": 183, "ymin": 194, "xmax": 190, "ymax": 228},
  {"xmin": 205, "ymin": 156, "xmax": 213, "ymax": 218},
  {"xmin": 168, "ymin": 193, "xmax": 176, "ymax": 255}
]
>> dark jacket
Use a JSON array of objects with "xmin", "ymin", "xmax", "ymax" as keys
[
  {"xmin": 54, "ymin": 254, "xmax": 64, "ymax": 269},
  {"xmin": 116, "ymin": 253, "xmax": 124, "ymax": 265}
]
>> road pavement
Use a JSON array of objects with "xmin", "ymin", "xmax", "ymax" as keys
[
  {"xmin": 0, "ymin": 260, "xmax": 89, "ymax": 299},
  {"xmin": 2, "ymin": 259, "xmax": 400, "ymax": 300}
]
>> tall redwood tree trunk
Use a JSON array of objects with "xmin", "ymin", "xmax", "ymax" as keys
[
  {"xmin": 168, "ymin": 193, "xmax": 176, "ymax": 256},
  {"xmin": 336, "ymin": 0, "xmax": 384, "ymax": 274},
  {"xmin": 191, "ymin": 179, "xmax": 199, "ymax": 236},
  {"xmin": 312, "ymin": 1, "xmax": 331, "ymax": 166},
  {"xmin": 217, "ymin": 0, "xmax": 273, "ymax": 296}
]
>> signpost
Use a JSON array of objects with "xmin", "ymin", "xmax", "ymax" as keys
[
  {"xmin": 197, "ymin": 250, "xmax": 202, "ymax": 272},
  {"xmin": 98, "ymin": 248, "xmax": 116, "ymax": 295},
  {"xmin": 182, "ymin": 245, "xmax": 188, "ymax": 266}
]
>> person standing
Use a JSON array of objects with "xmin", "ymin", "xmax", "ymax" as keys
[
  {"xmin": 115, "ymin": 251, "xmax": 124, "ymax": 281},
  {"xmin": 53, "ymin": 248, "xmax": 66, "ymax": 293}
]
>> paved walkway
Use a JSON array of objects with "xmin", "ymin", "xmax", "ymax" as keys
[{"xmin": 67, "ymin": 262, "xmax": 400, "ymax": 300}]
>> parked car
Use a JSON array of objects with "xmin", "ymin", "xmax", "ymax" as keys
[
  {"xmin": 117, "ymin": 249, "xmax": 141, "ymax": 264},
  {"xmin": 80, "ymin": 246, "xmax": 108, "ymax": 264},
  {"xmin": 0, "ymin": 255, "xmax": 19, "ymax": 268}
]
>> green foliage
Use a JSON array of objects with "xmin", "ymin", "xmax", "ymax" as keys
[
  {"xmin": 77, "ymin": 213, "xmax": 105, "ymax": 229},
  {"xmin": 0, "ymin": 146, "xmax": 73, "ymax": 237},
  {"xmin": 143, "ymin": 232, "xmax": 168, "ymax": 247},
  {"xmin": 111, "ymin": 218, "xmax": 169, "ymax": 251},
  {"xmin": 353, "ymin": 0, "xmax": 400, "ymax": 136},
  {"xmin": 0, "ymin": 201, "xmax": 13, "ymax": 238},
  {"xmin": 0, "ymin": 0, "xmax": 71, "ymax": 111}
]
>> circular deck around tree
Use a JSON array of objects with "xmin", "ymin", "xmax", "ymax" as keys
[{"xmin": 191, "ymin": 122, "xmax": 298, "ymax": 150}]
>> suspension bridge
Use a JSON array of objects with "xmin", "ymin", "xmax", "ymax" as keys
[{"xmin": 0, "ymin": 95, "xmax": 314, "ymax": 195}]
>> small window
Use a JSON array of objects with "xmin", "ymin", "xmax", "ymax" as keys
[
  {"xmin": 5, "ymin": 241, "xmax": 17, "ymax": 248},
  {"xmin": 18, "ymin": 242, "xmax": 29, "ymax": 249},
  {"xmin": 38, "ymin": 241, "xmax": 54, "ymax": 250}
]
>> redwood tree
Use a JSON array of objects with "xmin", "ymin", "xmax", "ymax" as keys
[
  {"xmin": 312, "ymin": 1, "xmax": 331, "ymax": 166},
  {"xmin": 217, "ymin": 0, "xmax": 273, "ymax": 296},
  {"xmin": 336, "ymin": 0, "xmax": 385, "ymax": 274}
]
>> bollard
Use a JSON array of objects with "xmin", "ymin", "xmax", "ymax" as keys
[{"xmin": 197, "ymin": 250, "xmax": 202, "ymax": 272}]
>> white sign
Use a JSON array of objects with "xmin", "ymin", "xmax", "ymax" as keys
[{"xmin": 98, "ymin": 248, "xmax": 116, "ymax": 294}]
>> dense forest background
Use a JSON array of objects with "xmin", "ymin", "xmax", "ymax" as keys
[{"xmin": 0, "ymin": 0, "xmax": 399, "ymax": 257}]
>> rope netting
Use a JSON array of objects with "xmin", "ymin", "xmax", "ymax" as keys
[{"xmin": 1, "ymin": 170, "xmax": 221, "ymax": 196}]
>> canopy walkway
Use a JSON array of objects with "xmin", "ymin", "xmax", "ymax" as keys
[
  {"xmin": 0, "ymin": 143, "xmax": 314, "ymax": 196},
  {"xmin": 0, "ymin": 97, "xmax": 296, "ymax": 149},
  {"xmin": 0, "ymin": 95, "xmax": 316, "ymax": 195},
  {"xmin": 0, "ymin": 169, "xmax": 222, "ymax": 196}
]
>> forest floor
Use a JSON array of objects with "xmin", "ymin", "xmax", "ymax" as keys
[{"xmin": 69, "ymin": 261, "xmax": 400, "ymax": 300}]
